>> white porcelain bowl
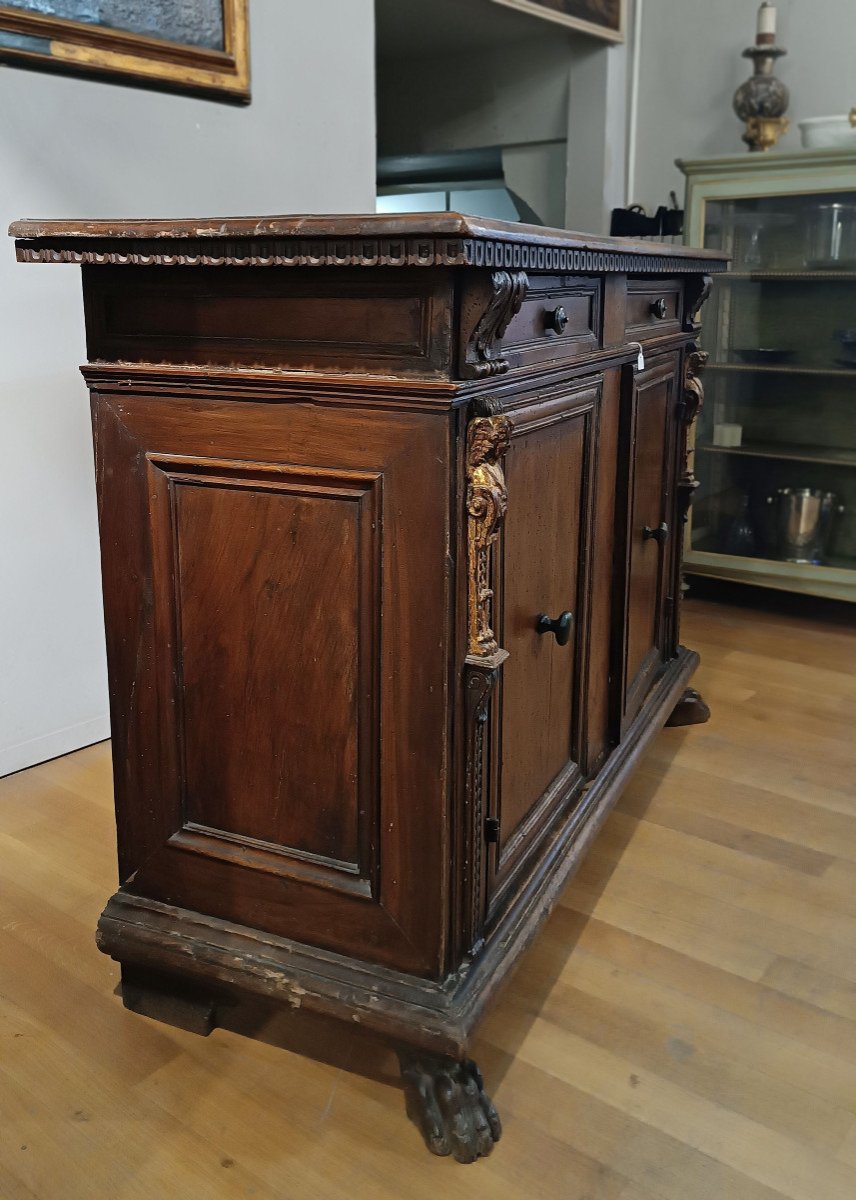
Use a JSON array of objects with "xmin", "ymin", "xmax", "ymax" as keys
[{"xmin": 799, "ymin": 113, "xmax": 856, "ymax": 150}]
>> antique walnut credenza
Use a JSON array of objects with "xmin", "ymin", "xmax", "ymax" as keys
[{"xmin": 11, "ymin": 214, "xmax": 727, "ymax": 1163}]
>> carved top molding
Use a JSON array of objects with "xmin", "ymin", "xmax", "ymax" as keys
[{"xmin": 11, "ymin": 213, "xmax": 729, "ymax": 275}]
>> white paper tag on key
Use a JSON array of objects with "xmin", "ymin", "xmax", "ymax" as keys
[{"xmin": 630, "ymin": 342, "xmax": 645, "ymax": 372}]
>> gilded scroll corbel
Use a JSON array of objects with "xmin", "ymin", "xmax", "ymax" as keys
[{"xmin": 683, "ymin": 275, "xmax": 712, "ymax": 333}]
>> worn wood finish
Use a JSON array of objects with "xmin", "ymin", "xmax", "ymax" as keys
[
  {"xmin": 10, "ymin": 212, "xmax": 727, "ymax": 279},
  {"xmin": 12, "ymin": 212, "xmax": 726, "ymax": 1162}
]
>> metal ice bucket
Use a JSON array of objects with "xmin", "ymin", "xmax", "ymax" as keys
[{"xmin": 766, "ymin": 487, "xmax": 844, "ymax": 563}]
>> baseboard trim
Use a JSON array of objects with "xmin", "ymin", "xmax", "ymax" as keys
[{"xmin": 0, "ymin": 715, "xmax": 111, "ymax": 778}]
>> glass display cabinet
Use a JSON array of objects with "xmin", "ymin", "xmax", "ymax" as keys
[{"xmin": 679, "ymin": 149, "xmax": 856, "ymax": 601}]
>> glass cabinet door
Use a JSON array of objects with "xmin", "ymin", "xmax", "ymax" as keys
[{"xmin": 686, "ymin": 184, "xmax": 856, "ymax": 601}]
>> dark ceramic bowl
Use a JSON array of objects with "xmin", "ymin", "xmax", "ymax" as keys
[{"xmin": 732, "ymin": 348, "xmax": 796, "ymax": 365}]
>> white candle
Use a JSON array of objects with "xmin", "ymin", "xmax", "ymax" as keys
[{"xmin": 757, "ymin": 3, "xmax": 777, "ymax": 38}]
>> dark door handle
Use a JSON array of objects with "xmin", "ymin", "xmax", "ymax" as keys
[
  {"xmin": 642, "ymin": 521, "xmax": 670, "ymax": 545},
  {"xmin": 536, "ymin": 611, "xmax": 574, "ymax": 646},
  {"xmin": 544, "ymin": 305, "xmax": 569, "ymax": 335},
  {"xmin": 650, "ymin": 297, "xmax": 668, "ymax": 319}
]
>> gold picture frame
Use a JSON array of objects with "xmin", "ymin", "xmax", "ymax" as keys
[
  {"xmin": 0, "ymin": 0, "xmax": 249, "ymax": 102},
  {"xmin": 490, "ymin": 0, "xmax": 625, "ymax": 43}
]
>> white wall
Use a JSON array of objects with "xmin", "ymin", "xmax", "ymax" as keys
[
  {"xmin": 0, "ymin": 0, "xmax": 376, "ymax": 777},
  {"xmin": 631, "ymin": 0, "xmax": 856, "ymax": 214}
]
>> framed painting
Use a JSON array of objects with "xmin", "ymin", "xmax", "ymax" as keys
[
  {"xmin": 490, "ymin": 0, "xmax": 625, "ymax": 42},
  {"xmin": 0, "ymin": 0, "xmax": 249, "ymax": 101}
]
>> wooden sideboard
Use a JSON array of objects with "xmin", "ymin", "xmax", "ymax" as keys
[{"xmin": 11, "ymin": 213, "xmax": 727, "ymax": 1163}]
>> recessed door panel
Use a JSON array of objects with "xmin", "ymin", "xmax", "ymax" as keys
[
  {"xmin": 488, "ymin": 385, "xmax": 598, "ymax": 913},
  {"xmin": 621, "ymin": 354, "xmax": 679, "ymax": 726}
]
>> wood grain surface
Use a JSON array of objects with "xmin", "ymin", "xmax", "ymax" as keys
[{"xmin": 1, "ymin": 591, "xmax": 854, "ymax": 1198}]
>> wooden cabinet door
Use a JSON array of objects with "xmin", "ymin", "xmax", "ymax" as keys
[
  {"xmin": 92, "ymin": 388, "xmax": 451, "ymax": 978},
  {"xmin": 618, "ymin": 353, "xmax": 680, "ymax": 729},
  {"xmin": 486, "ymin": 383, "xmax": 599, "ymax": 917}
]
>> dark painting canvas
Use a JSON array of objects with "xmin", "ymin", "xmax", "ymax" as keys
[
  {"xmin": 536, "ymin": 0, "xmax": 621, "ymax": 31},
  {"xmin": 492, "ymin": 0, "xmax": 624, "ymax": 39},
  {"xmin": 2, "ymin": 0, "xmax": 225, "ymax": 49},
  {"xmin": 0, "ymin": 0, "xmax": 248, "ymax": 99}
]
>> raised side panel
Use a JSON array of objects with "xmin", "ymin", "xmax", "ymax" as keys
[
  {"xmin": 92, "ymin": 389, "xmax": 451, "ymax": 977},
  {"xmin": 147, "ymin": 456, "xmax": 381, "ymax": 895}
]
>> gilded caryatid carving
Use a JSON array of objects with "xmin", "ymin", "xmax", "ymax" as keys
[
  {"xmin": 677, "ymin": 346, "xmax": 709, "ymax": 525},
  {"xmin": 683, "ymin": 347, "xmax": 708, "ymax": 426},
  {"xmin": 466, "ymin": 414, "xmax": 512, "ymax": 661}
]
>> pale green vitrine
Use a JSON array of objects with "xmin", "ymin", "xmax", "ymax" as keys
[{"xmin": 680, "ymin": 149, "xmax": 856, "ymax": 601}]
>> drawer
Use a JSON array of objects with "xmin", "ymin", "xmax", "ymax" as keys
[
  {"xmin": 624, "ymin": 278, "xmax": 683, "ymax": 342},
  {"xmin": 501, "ymin": 275, "xmax": 601, "ymax": 369},
  {"xmin": 82, "ymin": 264, "xmax": 456, "ymax": 377}
]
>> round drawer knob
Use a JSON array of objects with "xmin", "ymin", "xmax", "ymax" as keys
[
  {"xmin": 650, "ymin": 297, "xmax": 668, "ymax": 320},
  {"xmin": 642, "ymin": 521, "xmax": 670, "ymax": 545},
  {"xmin": 536, "ymin": 610, "xmax": 574, "ymax": 646},
  {"xmin": 545, "ymin": 305, "xmax": 569, "ymax": 335}
]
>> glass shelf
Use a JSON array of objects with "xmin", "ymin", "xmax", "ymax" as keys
[
  {"xmin": 717, "ymin": 271, "xmax": 856, "ymax": 281},
  {"xmin": 680, "ymin": 159, "xmax": 856, "ymax": 601},
  {"xmin": 706, "ymin": 363, "xmax": 856, "ymax": 379},
  {"xmin": 697, "ymin": 442, "xmax": 856, "ymax": 468},
  {"xmin": 684, "ymin": 549, "xmax": 856, "ymax": 603}
]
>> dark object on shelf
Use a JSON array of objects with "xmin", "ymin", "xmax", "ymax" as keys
[
  {"xmin": 724, "ymin": 494, "xmax": 756, "ymax": 557},
  {"xmin": 766, "ymin": 487, "xmax": 845, "ymax": 563},
  {"xmin": 732, "ymin": 347, "xmax": 795, "ymax": 364},
  {"xmin": 10, "ymin": 211, "xmax": 725, "ymax": 1163},
  {"xmin": 834, "ymin": 328, "xmax": 856, "ymax": 366},
  {"xmin": 610, "ymin": 204, "xmax": 684, "ymax": 240}
]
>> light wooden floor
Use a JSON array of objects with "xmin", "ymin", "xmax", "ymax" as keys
[{"xmin": 1, "ymin": 593, "xmax": 855, "ymax": 1199}]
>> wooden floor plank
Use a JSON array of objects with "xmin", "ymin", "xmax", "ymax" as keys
[{"xmin": 0, "ymin": 593, "xmax": 854, "ymax": 1196}]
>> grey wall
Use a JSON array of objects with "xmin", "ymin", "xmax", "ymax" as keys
[
  {"xmin": 631, "ymin": 0, "xmax": 856, "ymax": 213},
  {"xmin": 0, "ymin": 0, "xmax": 376, "ymax": 776},
  {"xmin": 378, "ymin": 33, "xmax": 576, "ymax": 157}
]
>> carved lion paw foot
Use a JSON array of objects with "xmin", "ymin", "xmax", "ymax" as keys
[
  {"xmin": 665, "ymin": 686, "xmax": 711, "ymax": 728},
  {"xmin": 398, "ymin": 1051, "xmax": 502, "ymax": 1163}
]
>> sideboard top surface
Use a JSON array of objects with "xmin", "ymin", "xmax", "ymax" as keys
[{"xmin": 9, "ymin": 211, "xmax": 728, "ymax": 274}]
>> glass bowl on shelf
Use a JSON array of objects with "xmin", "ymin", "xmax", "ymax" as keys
[{"xmin": 804, "ymin": 202, "xmax": 856, "ymax": 269}]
